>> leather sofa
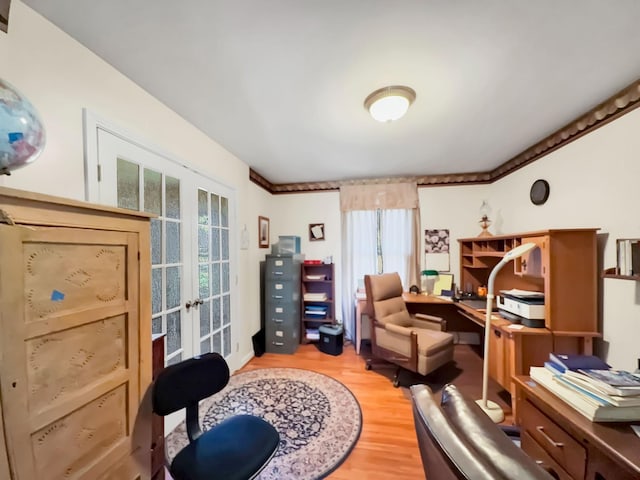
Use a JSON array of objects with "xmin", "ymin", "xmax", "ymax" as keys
[{"xmin": 410, "ymin": 383, "xmax": 554, "ymax": 479}]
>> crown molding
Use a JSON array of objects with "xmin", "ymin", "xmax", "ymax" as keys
[{"xmin": 250, "ymin": 79, "xmax": 640, "ymax": 194}]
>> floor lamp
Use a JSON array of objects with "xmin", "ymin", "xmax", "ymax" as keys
[{"xmin": 475, "ymin": 242, "xmax": 537, "ymax": 423}]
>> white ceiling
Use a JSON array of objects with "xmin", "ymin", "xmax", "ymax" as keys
[{"xmin": 23, "ymin": 0, "xmax": 640, "ymax": 185}]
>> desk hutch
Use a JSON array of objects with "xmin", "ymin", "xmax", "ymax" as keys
[{"xmin": 458, "ymin": 229, "xmax": 600, "ymax": 400}]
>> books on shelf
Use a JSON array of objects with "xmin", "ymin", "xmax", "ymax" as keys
[
  {"xmin": 548, "ymin": 353, "xmax": 610, "ymax": 372},
  {"xmin": 305, "ymin": 274, "xmax": 326, "ymax": 280},
  {"xmin": 530, "ymin": 367, "xmax": 640, "ymax": 422},
  {"xmin": 304, "ymin": 292, "xmax": 328, "ymax": 301},
  {"xmin": 617, "ymin": 239, "xmax": 640, "ymax": 276},
  {"xmin": 305, "ymin": 328, "xmax": 320, "ymax": 340}
]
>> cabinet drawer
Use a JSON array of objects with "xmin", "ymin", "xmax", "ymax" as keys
[
  {"xmin": 265, "ymin": 301, "xmax": 299, "ymax": 321},
  {"xmin": 266, "ymin": 315, "xmax": 298, "ymax": 330},
  {"xmin": 150, "ymin": 432, "xmax": 165, "ymax": 477},
  {"xmin": 265, "ymin": 329, "xmax": 299, "ymax": 354},
  {"xmin": 265, "ymin": 257, "xmax": 298, "ymax": 279},
  {"xmin": 521, "ymin": 430, "xmax": 572, "ymax": 480},
  {"xmin": 265, "ymin": 280, "xmax": 299, "ymax": 303},
  {"xmin": 520, "ymin": 399, "xmax": 586, "ymax": 479},
  {"xmin": 266, "ymin": 324, "xmax": 299, "ymax": 343}
]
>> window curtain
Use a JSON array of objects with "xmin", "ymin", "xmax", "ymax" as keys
[{"xmin": 340, "ymin": 183, "xmax": 421, "ymax": 342}]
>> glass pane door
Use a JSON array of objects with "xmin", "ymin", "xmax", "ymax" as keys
[
  {"xmin": 97, "ymin": 129, "xmax": 194, "ymax": 365},
  {"xmin": 194, "ymin": 187, "xmax": 233, "ymax": 359}
]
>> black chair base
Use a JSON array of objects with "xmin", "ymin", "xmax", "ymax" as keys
[{"xmin": 171, "ymin": 414, "xmax": 280, "ymax": 480}]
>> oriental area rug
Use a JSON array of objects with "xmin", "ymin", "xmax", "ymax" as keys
[{"xmin": 166, "ymin": 367, "xmax": 363, "ymax": 480}]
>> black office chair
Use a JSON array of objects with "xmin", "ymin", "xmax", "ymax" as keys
[{"xmin": 152, "ymin": 353, "xmax": 280, "ymax": 480}]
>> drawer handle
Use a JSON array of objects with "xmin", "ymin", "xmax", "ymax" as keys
[
  {"xmin": 274, "ymin": 271, "xmax": 284, "ymax": 275},
  {"xmin": 273, "ymin": 319, "xmax": 283, "ymax": 323},
  {"xmin": 272, "ymin": 295, "xmax": 283, "ymax": 299},
  {"xmin": 273, "ymin": 341, "xmax": 284, "ymax": 346},
  {"xmin": 536, "ymin": 426, "xmax": 564, "ymax": 448}
]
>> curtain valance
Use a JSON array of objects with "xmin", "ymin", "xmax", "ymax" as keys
[{"xmin": 339, "ymin": 182, "xmax": 419, "ymax": 211}]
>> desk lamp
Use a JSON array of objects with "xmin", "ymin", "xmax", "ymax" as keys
[{"xmin": 476, "ymin": 242, "xmax": 537, "ymax": 422}]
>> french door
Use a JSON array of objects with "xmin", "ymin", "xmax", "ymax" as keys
[{"xmin": 89, "ymin": 125, "xmax": 237, "ymax": 370}]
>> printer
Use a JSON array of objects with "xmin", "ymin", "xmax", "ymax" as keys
[{"xmin": 497, "ymin": 289, "xmax": 545, "ymax": 328}]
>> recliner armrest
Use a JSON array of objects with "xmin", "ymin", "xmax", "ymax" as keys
[
  {"xmin": 412, "ymin": 313, "xmax": 447, "ymax": 331},
  {"xmin": 385, "ymin": 322, "xmax": 414, "ymax": 337}
]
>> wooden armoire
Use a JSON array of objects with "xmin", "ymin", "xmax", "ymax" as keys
[{"xmin": 0, "ymin": 187, "xmax": 152, "ymax": 480}]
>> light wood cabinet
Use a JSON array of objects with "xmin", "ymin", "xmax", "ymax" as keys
[
  {"xmin": 0, "ymin": 187, "xmax": 152, "ymax": 480},
  {"xmin": 458, "ymin": 229, "xmax": 600, "ymax": 398}
]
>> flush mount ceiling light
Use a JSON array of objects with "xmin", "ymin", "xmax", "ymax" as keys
[{"xmin": 364, "ymin": 85, "xmax": 416, "ymax": 122}]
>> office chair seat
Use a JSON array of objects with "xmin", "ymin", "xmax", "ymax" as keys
[
  {"xmin": 171, "ymin": 414, "xmax": 280, "ymax": 480},
  {"xmin": 153, "ymin": 353, "xmax": 280, "ymax": 480}
]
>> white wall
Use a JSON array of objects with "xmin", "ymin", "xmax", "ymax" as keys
[
  {"xmin": 490, "ymin": 108, "xmax": 640, "ymax": 370},
  {"xmin": 272, "ymin": 192, "xmax": 342, "ymax": 317},
  {"xmin": 0, "ymin": 2, "xmax": 266, "ymax": 368}
]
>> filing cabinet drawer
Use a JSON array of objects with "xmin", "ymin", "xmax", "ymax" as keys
[
  {"xmin": 266, "ymin": 314, "xmax": 299, "ymax": 330},
  {"xmin": 265, "ymin": 301, "xmax": 299, "ymax": 321},
  {"xmin": 521, "ymin": 431, "xmax": 571, "ymax": 480},
  {"xmin": 520, "ymin": 399, "xmax": 586, "ymax": 479},
  {"xmin": 265, "ymin": 280, "xmax": 299, "ymax": 303},
  {"xmin": 265, "ymin": 257, "xmax": 298, "ymax": 279},
  {"xmin": 265, "ymin": 326, "xmax": 299, "ymax": 354}
]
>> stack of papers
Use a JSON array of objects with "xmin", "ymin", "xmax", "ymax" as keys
[{"xmin": 304, "ymin": 292, "xmax": 328, "ymax": 301}]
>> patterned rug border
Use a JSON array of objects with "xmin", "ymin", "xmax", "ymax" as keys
[{"xmin": 166, "ymin": 367, "xmax": 363, "ymax": 480}]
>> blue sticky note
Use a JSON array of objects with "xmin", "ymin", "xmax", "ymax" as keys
[
  {"xmin": 8, "ymin": 132, "xmax": 23, "ymax": 143},
  {"xmin": 51, "ymin": 290, "xmax": 65, "ymax": 301}
]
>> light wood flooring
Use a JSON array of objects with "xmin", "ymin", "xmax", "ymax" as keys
[{"xmin": 166, "ymin": 341, "xmax": 512, "ymax": 479}]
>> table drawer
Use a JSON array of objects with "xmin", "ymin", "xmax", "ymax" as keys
[
  {"xmin": 520, "ymin": 399, "xmax": 586, "ymax": 479},
  {"xmin": 521, "ymin": 430, "xmax": 572, "ymax": 480}
]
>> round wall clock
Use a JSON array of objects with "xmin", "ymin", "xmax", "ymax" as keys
[{"xmin": 530, "ymin": 179, "xmax": 550, "ymax": 205}]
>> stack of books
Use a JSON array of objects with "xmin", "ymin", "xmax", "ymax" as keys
[
  {"xmin": 304, "ymin": 305, "xmax": 327, "ymax": 319},
  {"xmin": 530, "ymin": 353, "xmax": 640, "ymax": 422}
]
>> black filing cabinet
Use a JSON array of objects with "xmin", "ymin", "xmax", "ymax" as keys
[{"xmin": 264, "ymin": 254, "xmax": 302, "ymax": 354}]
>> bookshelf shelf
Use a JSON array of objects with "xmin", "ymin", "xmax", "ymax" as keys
[
  {"xmin": 602, "ymin": 267, "xmax": 640, "ymax": 280},
  {"xmin": 301, "ymin": 263, "xmax": 335, "ymax": 343}
]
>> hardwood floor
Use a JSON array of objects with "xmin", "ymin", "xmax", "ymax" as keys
[{"xmin": 166, "ymin": 341, "xmax": 512, "ymax": 479}]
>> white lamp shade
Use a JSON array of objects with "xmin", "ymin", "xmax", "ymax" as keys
[{"xmin": 364, "ymin": 85, "xmax": 416, "ymax": 122}]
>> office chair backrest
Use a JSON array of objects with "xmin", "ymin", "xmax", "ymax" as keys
[
  {"xmin": 153, "ymin": 352, "xmax": 230, "ymax": 416},
  {"xmin": 365, "ymin": 273, "xmax": 411, "ymax": 326}
]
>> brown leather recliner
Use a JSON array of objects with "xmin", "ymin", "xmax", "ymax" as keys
[
  {"xmin": 364, "ymin": 272, "xmax": 454, "ymax": 386},
  {"xmin": 410, "ymin": 383, "xmax": 554, "ymax": 480}
]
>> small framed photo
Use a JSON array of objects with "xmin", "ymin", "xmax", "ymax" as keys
[
  {"xmin": 258, "ymin": 216, "xmax": 270, "ymax": 248},
  {"xmin": 309, "ymin": 223, "xmax": 325, "ymax": 241}
]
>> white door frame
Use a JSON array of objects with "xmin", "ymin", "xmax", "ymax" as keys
[{"xmin": 83, "ymin": 109, "xmax": 239, "ymax": 368}]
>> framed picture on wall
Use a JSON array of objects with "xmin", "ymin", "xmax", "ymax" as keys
[
  {"xmin": 258, "ymin": 216, "xmax": 269, "ymax": 248},
  {"xmin": 309, "ymin": 223, "xmax": 325, "ymax": 241}
]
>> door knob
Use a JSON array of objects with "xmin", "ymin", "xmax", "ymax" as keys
[{"xmin": 185, "ymin": 298, "xmax": 204, "ymax": 310}]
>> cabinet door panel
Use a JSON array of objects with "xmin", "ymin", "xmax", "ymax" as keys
[{"xmin": 0, "ymin": 225, "xmax": 142, "ymax": 480}]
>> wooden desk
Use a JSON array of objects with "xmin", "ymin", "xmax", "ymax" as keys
[
  {"xmin": 458, "ymin": 303, "xmax": 599, "ymax": 401},
  {"xmin": 514, "ymin": 375, "xmax": 640, "ymax": 479}
]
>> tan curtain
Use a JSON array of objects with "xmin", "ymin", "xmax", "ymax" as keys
[
  {"xmin": 340, "ymin": 182, "xmax": 419, "ymax": 211},
  {"xmin": 340, "ymin": 182, "xmax": 421, "ymax": 286}
]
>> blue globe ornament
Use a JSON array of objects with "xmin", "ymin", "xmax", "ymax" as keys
[{"xmin": 0, "ymin": 79, "xmax": 46, "ymax": 175}]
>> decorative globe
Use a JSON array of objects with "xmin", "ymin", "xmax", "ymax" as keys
[{"xmin": 0, "ymin": 79, "xmax": 46, "ymax": 175}]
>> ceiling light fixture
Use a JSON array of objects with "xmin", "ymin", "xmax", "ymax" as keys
[{"xmin": 364, "ymin": 85, "xmax": 416, "ymax": 122}]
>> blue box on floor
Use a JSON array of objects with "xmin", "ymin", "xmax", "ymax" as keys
[{"xmin": 319, "ymin": 324, "xmax": 343, "ymax": 356}]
